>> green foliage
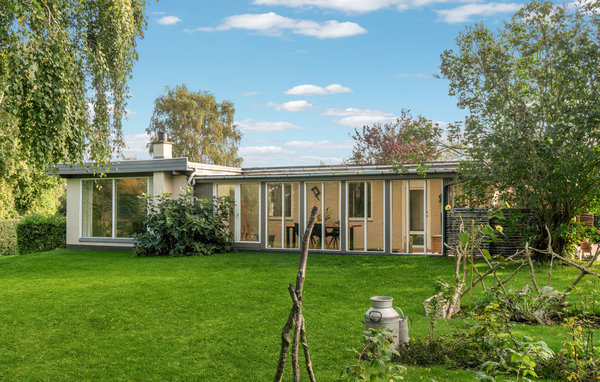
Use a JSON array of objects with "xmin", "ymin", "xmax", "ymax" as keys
[
  {"xmin": 134, "ymin": 187, "xmax": 234, "ymax": 257},
  {"xmin": 0, "ymin": 219, "xmax": 18, "ymax": 256},
  {"xmin": 572, "ymin": 280, "xmax": 600, "ymax": 317},
  {"xmin": 554, "ymin": 221, "xmax": 599, "ymax": 256},
  {"xmin": 0, "ymin": 0, "xmax": 147, "ymax": 169},
  {"xmin": 557, "ymin": 317, "xmax": 600, "ymax": 381},
  {"xmin": 339, "ymin": 328, "xmax": 406, "ymax": 381},
  {"xmin": 402, "ymin": 302, "xmax": 555, "ymax": 380},
  {"xmin": 348, "ymin": 109, "xmax": 443, "ymax": 173},
  {"xmin": 493, "ymin": 284, "xmax": 565, "ymax": 325},
  {"xmin": 16, "ymin": 214, "xmax": 66, "ymax": 254},
  {"xmin": 478, "ymin": 334, "xmax": 554, "ymax": 382},
  {"xmin": 147, "ymin": 85, "xmax": 242, "ymax": 166},
  {"xmin": 440, "ymin": 1, "xmax": 600, "ymax": 254}
]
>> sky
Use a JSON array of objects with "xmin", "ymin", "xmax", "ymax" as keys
[{"xmin": 121, "ymin": 0, "xmax": 524, "ymax": 167}]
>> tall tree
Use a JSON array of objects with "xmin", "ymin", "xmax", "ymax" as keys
[
  {"xmin": 348, "ymin": 109, "xmax": 443, "ymax": 170},
  {"xmin": 0, "ymin": 0, "xmax": 147, "ymax": 169},
  {"xmin": 147, "ymin": 85, "xmax": 242, "ymax": 167},
  {"xmin": 440, "ymin": 1, "xmax": 600, "ymax": 253}
]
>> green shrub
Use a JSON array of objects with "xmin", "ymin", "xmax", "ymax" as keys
[
  {"xmin": 134, "ymin": 187, "xmax": 234, "ymax": 257},
  {"xmin": 0, "ymin": 219, "xmax": 19, "ymax": 256},
  {"xmin": 17, "ymin": 214, "xmax": 66, "ymax": 254}
]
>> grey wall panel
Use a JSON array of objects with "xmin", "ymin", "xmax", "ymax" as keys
[{"xmin": 195, "ymin": 183, "xmax": 214, "ymax": 199}]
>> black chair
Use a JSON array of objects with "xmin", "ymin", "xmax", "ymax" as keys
[
  {"xmin": 310, "ymin": 223, "xmax": 322, "ymax": 248},
  {"xmin": 325, "ymin": 226, "xmax": 340, "ymax": 249}
]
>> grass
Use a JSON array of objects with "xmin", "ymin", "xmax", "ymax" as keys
[{"xmin": 0, "ymin": 250, "xmax": 598, "ymax": 381}]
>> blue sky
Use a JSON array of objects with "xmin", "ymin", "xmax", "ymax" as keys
[{"xmin": 122, "ymin": 0, "xmax": 523, "ymax": 167}]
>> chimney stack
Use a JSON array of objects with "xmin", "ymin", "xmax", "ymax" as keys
[{"xmin": 152, "ymin": 131, "xmax": 173, "ymax": 159}]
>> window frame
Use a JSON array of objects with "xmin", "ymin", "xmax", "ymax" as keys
[
  {"xmin": 214, "ymin": 183, "xmax": 262, "ymax": 244},
  {"xmin": 80, "ymin": 177, "xmax": 150, "ymax": 239},
  {"xmin": 347, "ymin": 181, "xmax": 372, "ymax": 219}
]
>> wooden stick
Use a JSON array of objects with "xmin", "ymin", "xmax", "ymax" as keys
[
  {"xmin": 525, "ymin": 243, "xmax": 541, "ymax": 295},
  {"xmin": 300, "ymin": 318, "xmax": 316, "ymax": 382},
  {"xmin": 559, "ymin": 246, "xmax": 600, "ymax": 305},
  {"xmin": 274, "ymin": 304, "xmax": 298, "ymax": 381},
  {"xmin": 274, "ymin": 206, "xmax": 319, "ymax": 382}
]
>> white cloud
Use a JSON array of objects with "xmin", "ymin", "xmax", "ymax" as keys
[
  {"xmin": 157, "ymin": 16, "xmax": 182, "ymax": 25},
  {"xmin": 267, "ymin": 100, "xmax": 315, "ymax": 111},
  {"xmin": 239, "ymin": 146, "xmax": 295, "ymax": 155},
  {"xmin": 237, "ymin": 119, "xmax": 304, "ymax": 132},
  {"xmin": 321, "ymin": 107, "xmax": 393, "ymax": 117},
  {"xmin": 335, "ymin": 115, "xmax": 397, "ymax": 127},
  {"xmin": 435, "ymin": 3, "xmax": 521, "ymax": 23},
  {"xmin": 189, "ymin": 12, "xmax": 367, "ymax": 39},
  {"xmin": 252, "ymin": 0, "xmax": 449, "ymax": 13},
  {"xmin": 395, "ymin": 73, "xmax": 430, "ymax": 78},
  {"xmin": 239, "ymin": 144, "xmax": 347, "ymax": 167},
  {"xmin": 284, "ymin": 83, "xmax": 352, "ymax": 95},
  {"xmin": 321, "ymin": 107, "xmax": 396, "ymax": 127},
  {"xmin": 122, "ymin": 133, "xmax": 152, "ymax": 159},
  {"xmin": 151, "ymin": 11, "xmax": 166, "ymax": 15},
  {"xmin": 242, "ymin": 91, "xmax": 259, "ymax": 96},
  {"xmin": 298, "ymin": 155, "xmax": 345, "ymax": 163},
  {"xmin": 284, "ymin": 140, "xmax": 353, "ymax": 150}
]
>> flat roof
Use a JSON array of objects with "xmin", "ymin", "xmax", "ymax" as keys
[
  {"xmin": 55, "ymin": 158, "xmax": 242, "ymax": 177},
  {"xmin": 55, "ymin": 158, "xmax": 459, "ymax": 180},
  {"xmin": 194, "ymin": 161, "xmax": 459, "ymax": 180}
]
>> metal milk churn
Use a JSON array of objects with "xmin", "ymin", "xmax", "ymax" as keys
[{"xmin": 364, "ymin": 296, "xmax": 412, "ymax": 348}]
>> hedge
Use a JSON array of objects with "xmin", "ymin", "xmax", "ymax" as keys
[
  {"xmin": 0, "ymin": 219, "xmax": 19, "ymax": 256},
  {"xmin": 16, "ymin": 214, "xmax": 66, "ymax": 254}
]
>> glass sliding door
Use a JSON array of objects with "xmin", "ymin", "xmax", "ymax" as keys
[
  {"xmin": 215, "ymin": 183, "xmax": 260, "ymax": 243},
  {"xmin": 426, "ymin": 179, "xmax": 443, "ymax": 254},
  {"xmin": 409, "ymin": 180, "xmax": 425, "ymax": 253},
  {"xmin": 305, "ymin": 182, "xmax": 341, "ymax": 250},
  {"xmin": 305, "ymin": 182, "xmax": 322, "ymax": 249},
  {"xmin": 391, "ymin": 179, "xmax": 444, "ymax": 254},
  {"xmin": 347, "ymin": 182, "xmax": 365, "ymax": 251},
  {"xmin": 324, "ymin": 182, "xmax": 341, "ymax": 250},
  {"xmin": 267, "ymin": 182, "xmax": 299, "ymax": 249},
  {"xmin": 346, "ymin": 181, "xmax": 384, "ymax": 252},
  {"xmin": 391, "ymin": 180, "xmax": 408, "ymax": 253},
  {"xmin": 367, "ymin": 181, "xmax": 384, "ymax": 251}
]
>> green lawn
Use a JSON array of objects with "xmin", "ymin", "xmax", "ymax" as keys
[{"xmin": 0, "ymin": 250, "xmax": 597, "ymax": 381}]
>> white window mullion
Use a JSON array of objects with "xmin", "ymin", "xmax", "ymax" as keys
[
  {"xmin": 364, "ymin": 182, "xmax": 368, "ymax": 251},
  {"xmin": 321, "ymin": 182, "xmax": 325, "ymax": 250},
  {"xmin": 423, "ymin": 180, "xmax": 428, "ymax": 255},
  {"xmin": 281, "ymin": 183, "xmax": 285, "ymax": 249},
  {"xmin": 406, "ymin": 181, "xmax": 410, "ymax": 253},
  {"xmin": 112, "ymin": 179, "xmax": 117, "ymax": 238},
  {"xmin": 234, "ymin": 185, "xmax": 241, "ymax": 242}
]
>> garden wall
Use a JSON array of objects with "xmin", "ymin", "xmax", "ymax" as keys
[{"xmin": 445, "ymin": 208, "xmax": 535, "ymax": 257}]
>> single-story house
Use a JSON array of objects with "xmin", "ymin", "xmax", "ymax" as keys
[{"xmin": 56, "ymin": 137, "xmax": 461, "ymax": 255}]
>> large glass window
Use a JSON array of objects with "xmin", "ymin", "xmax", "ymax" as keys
[
  {"xmin": 348, "ymin": 182, "xmax": 371, "ymax": 218},
  {"xmin": 116, "ymin": 178, "xmax": 148, "ymax": 238},
  {"xmin": 216, "ymin": 183, "xmax": 260, "ymax": 242},
  {"xmin": 82, "ymin": 178, "xmax": 148, "ymax": 238},
  {"xmin": 347, "ymin": 181, "xmax": 383, "ymax": 252},
  {"xmin": 305, "ymin": 182, "xmax": 341, "ymax": 250},
  {"xmin": 267, "ymin": 182, "xmax": 299, "ymax": 249},
  {"xmin": 240, "ymin": 184, "xmax": 260, "ymax": 242},
  {"xmin": 216, "ymin": 184, "xmax": 236, "ymax": 230},
  {"xmin": 82, "ymin": 179, "xmax": 113, "ymax": 237}
]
